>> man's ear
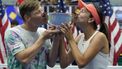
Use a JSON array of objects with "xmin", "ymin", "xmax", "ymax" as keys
[
  {"xmin": 24, "ymin": 14, "xmax": 30, "ymax": 21},
  {"xmin": 88, "ymin": 18, "xmax": 94, "ymax": 23}
]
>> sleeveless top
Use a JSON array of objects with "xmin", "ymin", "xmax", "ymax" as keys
[{"xmin": 77, "ymin": 31, "xmax": 109, "ymax": 69}]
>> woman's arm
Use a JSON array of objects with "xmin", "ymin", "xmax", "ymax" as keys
[
  {"xmin": 59, "ymin": 35, "xmax": 74, "ymax": 68},
  {"xmin": 68, "ymin": 32, "xmax": 108, "ymax": 68},
  {"xmin": 60, "ymin": 24, "xmax": 108, "ymax": 68}
]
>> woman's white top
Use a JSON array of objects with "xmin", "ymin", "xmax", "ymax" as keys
[{"xmin": 77, "ymin": 31, "xmax": 109, "ymax": 69}]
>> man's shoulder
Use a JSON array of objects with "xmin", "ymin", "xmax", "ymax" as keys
[
  {"xmin": 7, "ymin": 25, "xmax": 21, "ymax": 32},
  {"xmin": 37, "ymin": 27, "xmax": 46, "ymax": 31},
  {"xmin": 5, "ymin": 25, "xmax": 23, "ymax": 37},
  {"xmin": 37, "ymin": 27, "xmax": 46, "ymax": 34}
]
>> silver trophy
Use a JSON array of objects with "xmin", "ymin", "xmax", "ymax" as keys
[
  {"xmin": 48, "ymin": 12, "xmax": 72, "ymax": 28},
  {"xmin": 48, "ymin": 0, "xmax": 72, "ymax": 29}
]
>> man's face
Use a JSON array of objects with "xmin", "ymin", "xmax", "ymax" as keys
[{"xmin": 29, "ymin": 7, "xmax": 48, "ymax": 26}]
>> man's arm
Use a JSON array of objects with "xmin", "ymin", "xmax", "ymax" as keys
[
  {"xmin": 15, "ymin": 29, "xmax": 59, "ymax": 64},
  {"xmin": 47, "ymin": 34, "xmax": 60, "ymax": 67},
  {"xmin": 13, "ymin": 29, "xmax": 58, "ymax": 64},
  {"xmin": 5, "ymin": 29, "xmax": 47, "ymax": 64},
  {"xmin": 15, "ymin": 35, "xmax": 46, "ymax": 64}
]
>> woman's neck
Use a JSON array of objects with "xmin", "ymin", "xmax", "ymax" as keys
[
  {"xmin": 82, "ymin": 26, "xmax": 96, "ymax": 41},
  {"xmin": 21, "ymin": 23, "xmax": 38, "ymax": 32}
]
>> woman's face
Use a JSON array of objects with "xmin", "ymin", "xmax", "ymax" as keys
[{"xmin": 75, "ymin": 7, "xmax": 91, "ymax": 28}]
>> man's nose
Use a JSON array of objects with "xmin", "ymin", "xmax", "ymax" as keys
[{"xmin": 42, "ymin": 13, "xmax": 47, "ymax": 17}]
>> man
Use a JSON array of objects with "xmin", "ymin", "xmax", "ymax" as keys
[{"xmin": 5, "ymin": 0, "xmax": 60, "ymax": 69}]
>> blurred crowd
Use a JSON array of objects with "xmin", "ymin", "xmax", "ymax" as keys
[{"xmin": 38, "ymin": 0, "xmax": 77, "ymax": 5}]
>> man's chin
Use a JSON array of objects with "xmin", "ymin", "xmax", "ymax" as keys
[
  {"xmin": 38, "ymin": 22, "xmax": 47, "ymax": 27},
  {"xmin": 41, "ymin": 22, "xmax": 48, "ymax": 24},
  {"xmin": 42, "ymin": 19, "xmax": 48, "ymax": 23}
]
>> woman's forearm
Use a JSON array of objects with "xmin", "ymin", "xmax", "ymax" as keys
[{"xmin": 59, "ymin": 37, "xmax": 74, "ymax": 68}]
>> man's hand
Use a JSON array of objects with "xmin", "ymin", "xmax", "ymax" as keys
[{"xmin": 41, "ymin": 26, "xmax": 60, "ymax": 39}]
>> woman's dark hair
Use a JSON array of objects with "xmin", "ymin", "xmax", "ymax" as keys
[
  {"xmin": 91, "ymin": 3, "xmax": 110, "ymax": 41},
  {"xmin": 91, "ymin": 3, "xmax": 111, "ymax": 49}
]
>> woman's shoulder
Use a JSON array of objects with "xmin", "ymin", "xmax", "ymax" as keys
[
  {"xmin": 94, "ymin": 31, "xmax": 108, "ymax": 47},
  {"xmin": 91, "ymin": 31, "xmax": 108, "ymax": 46},
  {"xmin": 96, "ymin": 31, "xmax": 107, "ymax": 40},
  {"xmin": 96, "ymin": 31, "xmax": 109, "ymax": 54}
]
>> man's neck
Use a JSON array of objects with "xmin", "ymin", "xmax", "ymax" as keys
[{"xmin": 21, "ymin": 23, "xmax": 38, "ymax": 32}]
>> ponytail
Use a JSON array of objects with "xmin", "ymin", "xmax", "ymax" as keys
[
  {"xmin": 93, "ymin": 3, "xmax": 109, "ymax": 41},
  {"xmin": 93, "ymin": 3, "xmax": 111, "ymax": 49}
]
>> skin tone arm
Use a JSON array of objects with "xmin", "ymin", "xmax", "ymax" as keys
[
  {"xmin": 47, "ymin": 33, "xmax": 60, "ymax": 67},
  {"xmin": 59, "ymin": 34, "xmax": 74, "ymax": 68},
  {"xmin": 15, "ymin": 29, "xmax": 59, "ymax": 64},
  {"xmin": 60, "ymin": 24, "xmax": 109, "ymax": 68},
  {"xmin": 59, "ymin": 26, "xmax": 82, "ymax": 68}
]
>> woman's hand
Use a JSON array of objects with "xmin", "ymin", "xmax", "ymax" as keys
[{"xmin": 60, "ymin": 24, "xmax": 74, "ymax": 40}]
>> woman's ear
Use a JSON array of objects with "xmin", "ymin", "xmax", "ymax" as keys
[{"xmin": 88, "ymin": 18, "xmax": 94, "ymax": 23}]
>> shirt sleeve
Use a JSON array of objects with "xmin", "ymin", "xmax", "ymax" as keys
[
  {"xmin": 45, "ymin": 39, "xmax": 52, "ymax": 54},
  {"xmin": 5, "ymin": 30, "xmax": 25, "ymax": 55},
  {"xmin": 37, "ymin": 27, "xmax": 52, "ymax": 54}
]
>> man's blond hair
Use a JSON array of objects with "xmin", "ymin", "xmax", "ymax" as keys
[{"xmin": 19, "ymin": 0, "xmax": 40, "ymax": 20}]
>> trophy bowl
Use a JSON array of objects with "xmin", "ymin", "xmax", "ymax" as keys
[{"xmin": 48, "ymin": 13, "xmax": 72, "ymax": 27}]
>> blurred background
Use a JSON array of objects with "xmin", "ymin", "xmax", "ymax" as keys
[
  {"xmin": 0, "ymin": 0, "xmax": 122, "ymax": 69},
  {"xmin": 1, "ymin": 0, "xmax": 122, "ymax": 30}
]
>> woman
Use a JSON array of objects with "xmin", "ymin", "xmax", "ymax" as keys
[{"xmin": 59, "ymin": 0, "xmax": 109, "ymax": 69}]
